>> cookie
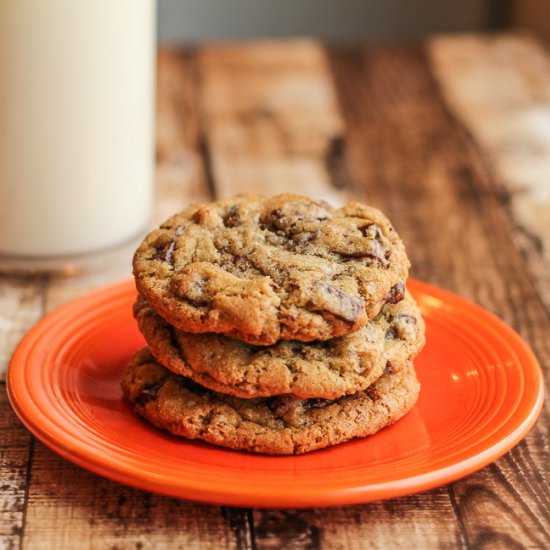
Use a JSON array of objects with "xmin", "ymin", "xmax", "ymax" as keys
[
  {"xmin": 134, "ymin": 292, "xmax": 425, "ymax": 399},
  {"xmin": 133, "ymin": 194, "xmax": 409, "ymax": 345},
  {"xmin": 121, "ymin": 348, "xmax": 420, "ymax": 455}
]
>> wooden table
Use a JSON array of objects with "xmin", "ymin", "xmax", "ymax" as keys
[{"xmin": 1, "ymin": 33, "xmax": 549, "ymax": 549}]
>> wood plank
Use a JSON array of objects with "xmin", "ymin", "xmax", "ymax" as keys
[
  {"xmin": 252, "ymin": 491, "xmax": 465, "ymax": 549},
  {"xmin": 0, "ymin": 385, "xmax": 32, "ymax": 550},
  {"xmin": 198, "ymin": 40, "xmax": 350, "ymax": 204},
  {"xmin": 449, "ymin": 457, "xmax": 550, "ymax": 549},
  {"xmin": 0, "ymin": 278, "xmax": 46, "ymax": 381},
  {"xmin": 428, "ymin": 34, "xmax": 550, "ymax": 311},
  {"xmin": 44, "ymin": 274, "xmax": 129, "ymax": 314},
  {"xmin": 0, "ymin": 277, "xmax": 46, "ymax": 549},
  {"xmin": 510, "ymin": 0, "xmax": 550, "ymax": 41},
  {"xmin": 426, "ymin": 35, "xmax": 550, "ymax": 548},
  {"xmin": 327, "ymin": 42, "xmax": 550, "ymax": 549},
  {"xmin": 21, "ymin": 442, "xmax": 237, "ymax": 550},
  {"xmin": 155, "ymin": 48, "xmax": 211, "ymax": 224}
]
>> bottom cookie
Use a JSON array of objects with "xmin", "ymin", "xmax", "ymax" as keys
[{"xmin": 121, "ymin": 348, "xmax": 420, "ymax": 455}]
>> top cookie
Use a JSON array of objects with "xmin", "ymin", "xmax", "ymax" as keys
[{"xmin": 133, "ymin": 194, "xmax": 410, "ymax": 345}]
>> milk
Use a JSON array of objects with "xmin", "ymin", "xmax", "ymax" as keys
[{"xmin": 0, "ymin": 0, "xmax": 155, "ymax": 259}]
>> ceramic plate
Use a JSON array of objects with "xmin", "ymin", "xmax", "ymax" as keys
[{"xmin": 7, "ymin": 280, "xmax": 544, "ymax": 507}]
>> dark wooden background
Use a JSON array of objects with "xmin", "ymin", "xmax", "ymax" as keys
[{"xmin": 1, "ymin": 34, "xmax": 549, "ymax": 549}]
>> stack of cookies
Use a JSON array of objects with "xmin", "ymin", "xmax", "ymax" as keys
[{"xmin": 122, "ymin": 194, "xmax": 425, "ymax": 454}]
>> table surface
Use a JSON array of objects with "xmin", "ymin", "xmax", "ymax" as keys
[{"xmin": 1, "ymin": 33, "xmax": 549, "ymax": 550}]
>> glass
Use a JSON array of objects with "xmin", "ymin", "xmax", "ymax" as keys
[{"xmin": 0, "ymin": 0, "xmax": 156, "ymax": 274}]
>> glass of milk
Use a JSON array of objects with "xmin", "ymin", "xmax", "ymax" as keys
[{"xmin": 0, "ymin": 0, "xmax": 155, "ymax": 273}]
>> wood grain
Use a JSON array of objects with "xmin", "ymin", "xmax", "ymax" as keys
[
  {"xmin": 251, "ymin": 493, "xmax": 464, "ymax": 549},
  {"xmin": 0, "ymin": 278, "xmax": 46, "ymax": 381},
  {"xmin": 21, "ymin": 442, "xmax": 237, "ymax": 550},
  {"xmin": 327, "ymin": 42, "xmax": 550, "ymax": 549},
  {"xmin": 0, "ymin": 385, "xmax": 32, "ymax": 550},
  {"xmin": 198, "ymin": 40, "xmax": 349, "ymax": 205},
  {"xmin": 155, "ymin": 49, "xmax": 211, "ymax": 225},
  {"xmin": 426, "ymin": 35, "xmax": 550, "ymax": 549},
  {"xmin": 429, "ymin": 34, "xmax": 550, "ymax": 311},
  {"xmin": 511, "ymin": 0, "xmax": 550, "ymax": 41},
  {"xmin": 44, "ymin": 273, "xmax": 129, "ymax": 314}
]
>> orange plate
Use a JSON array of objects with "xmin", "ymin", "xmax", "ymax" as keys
[{"xmin": 7, "ymin": 280, "xmax": 544, "ymax": 508}]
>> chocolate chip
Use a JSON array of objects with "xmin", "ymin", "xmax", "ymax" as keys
[
  {"xmin": 339, "ymin": 239, "xmax": 386, "ymax": 261},
  {"xmin": 384, "ymin": 282, "xmax": 405, "ymax": 305},
  {"xmin": 264, "ymin": 395, "xmax": 329, "ymax": 424},
  {"xmin": 385, "ymin": 313, "xmax": 416, "ymax": 340},
  {"xmin": 361, "ymin": 223, "xmax": 383, "ymax": 240},
  {"xmin": 308, "ymin": 281, "xmax": 364, "ymax": 322},
  {"xmin": 223, "ymin": 206, "xmax": 241, "ymax": 228},
  {"xmin": 260, "ymin": 208, "xmax": 289, "ymax": 236},
  {"xmin": 303, "ymin": 398, "xmax": 332, "ymax": 411},
  {"xmin": 393, "ymin": 314, "xmax": 417, "ymax": 340},
  {"xmin": 335, "ymin": 223, "xmax": 390, "ymax": 265},
  {"xmin": 158, "ymin": 241, "xmax": 176, "ymax": 264},
  {"xmin": 186, "ymin": 279, "xmax": 209, "ymax": 307},
  {"xmin": 156, "ymin": 225, "xmax": 185, "ymax": 264},
  {"xmin": 265, "ymin": 209, "xmax": 286, "ymax": 232},
  {"xmin": 397, "ymin": 313, "xmax": 417, "ymax": 324},
  {"xmin": 135, "ymin": 382, "xmax": 164, "ymax": 406}
]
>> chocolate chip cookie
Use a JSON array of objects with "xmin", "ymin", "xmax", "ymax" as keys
[
  {"xmin": 121, "ymin": 348, "xmax": 420, "ymax": 455},
  {"xmin": 133, "ymin": 194, "xmax": 409, "ymax": 345},
  {"xmin": 134, "ymin": 292, "xmax": 425, "ymax": 399}
]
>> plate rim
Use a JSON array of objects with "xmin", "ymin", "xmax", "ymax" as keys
[{"xmin": 6, "ymin": 279, "xmax": 545, "ymax": 508}]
